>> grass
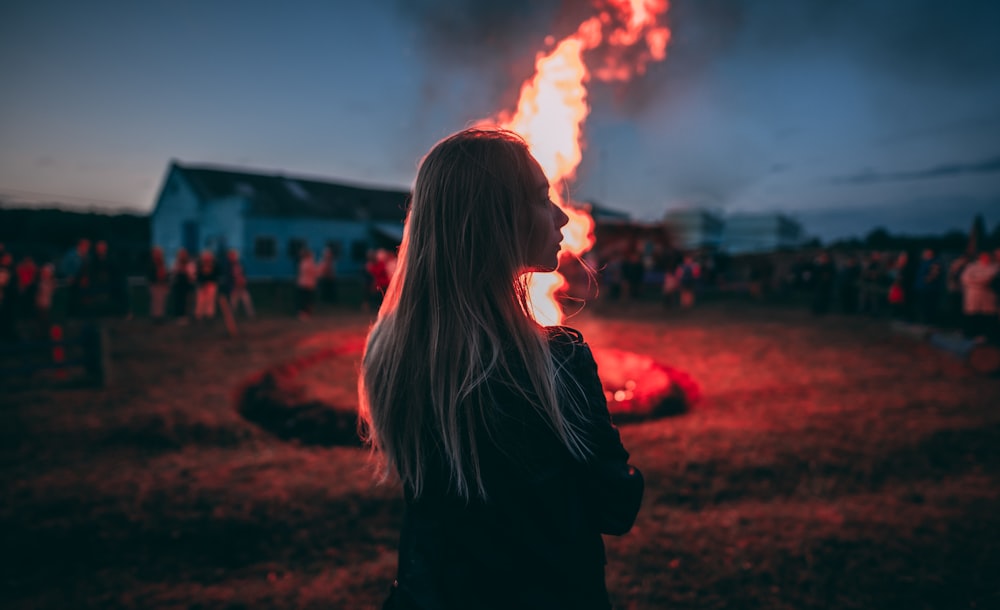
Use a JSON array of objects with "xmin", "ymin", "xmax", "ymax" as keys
[{"xmin": 1, "ymin": 301, "xmax": 998, "ymax": 609}]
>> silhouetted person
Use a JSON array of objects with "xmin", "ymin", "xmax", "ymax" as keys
[
  {"xmin": 170, "ymin": 248, "xmax": 194, "ymax": 322},
  {"xmin": 147, "ymin": 247, "xmax": 170, "ymax": 322},
  {"xmin": 913, "ymin": 248, "xmax": 944, "ymax": 325},
  {"xmin": 34, "ymin": 262, "xmax": 56, "ymax": 332},
  {"xmin": 859, "ymin": 252, "xmax": 887, "ymax": 316},
  {"xmin": 838, "ymin": 256, "xmax": 861, "ymax": 314},
  {"xmin": 946, "ymin": 254, "xmax": 969, "ymax": 328},
  {"xmin": 64, "ymin": 238, "xmax": 92, "ymax": 317},
  {"xmin": 320, "ymin": 246, "xmax": 338, "ymax": 304},
  {"xmin": 224, "ymin": 249, "xmax": 254, "ymax": 318},
  {"xmin": 15, "ymin": 255, "xmax": 38, "ymax": 318},
  {"xmin": 362, "ymin": 129, "xmax": 643, "ymax": 610},
  {"xmin": 0, "ymin": 252, "xmax": 16, "ymax": 340},
  {"xmin": 622, "ymin": 251, "xmax": 644, "ymax": 301},
  {"xmin": 194, "ymin": 250, "xmax": 220, "ymax": 321},
  {"xmin": 364, "ymin": 249, "xmax": 390, "ymax": 313},
  {"xmin": 89, "ymin": 240, "xmax": 127, "ymax": 318},
  {"xmin": 960, "ymin": 251, "xmax": 998, "ymax": 341},
  {"xmin": 810, "ymin": 251, "xmax": 836, "ymax": 315},
  {"xmin": 602, "ymin": 253, "xmax": 624, "ymax": 301},
  {"xmin": 677, "ymin": 254, "xmax": 700, "ymax": 308},
  {"xmin": 296, "ymin": 247, "xmax": 320, "ymax": 319}
]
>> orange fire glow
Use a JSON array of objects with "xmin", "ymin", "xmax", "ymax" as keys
[{"xmin": 492, "ymin": 0, "xmax": 671, "ymax": 325}]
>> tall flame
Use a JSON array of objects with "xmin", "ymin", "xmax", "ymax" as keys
[{"xmin": 492, "ymin": 0, "xmax": 671, "ymax": 326}]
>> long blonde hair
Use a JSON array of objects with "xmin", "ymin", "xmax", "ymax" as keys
[{"xmin": 359, "ymin": 128, "xmax": 593, "ymax": 500}]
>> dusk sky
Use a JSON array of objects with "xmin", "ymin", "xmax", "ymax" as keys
[{"xmin": 1, "ymin": 0, "xmax": 998, "ymax": 241}]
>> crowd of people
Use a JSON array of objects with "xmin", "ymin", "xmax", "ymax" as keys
[
  {"xmin": 1, "ymin": 240, "xmax": 92, "ymax": 339},
  {"xmin": 2, "ymin": 235, "xmax": 997, "ymax": 343},
  {"xmin": 637, "ymin": 245, "xmax": 999, "ymax": 342},
  {"xmin": 0, "ymin": 240, "xmax": 252, "ymax": 338},
  {"xmin": 0, "ymin": 238, "xmax": 406, "ymax": 340}
]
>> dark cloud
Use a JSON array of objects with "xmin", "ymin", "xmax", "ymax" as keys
[
  {"xmin": 393, "ymin": 0, "xmax": 567, "ymax": 63},
  {"xmin": 392, "ymin": 0, "xmax": 577, "ymax": 118},
  {"xmin": 637, "ymin": 0, "xmax": 1000, "ymax": 93},
  {"xmin": 394, "ymin": 0, "xmax": 683, "ymax": 116},
  {"xmin": 832, "ymin": 155, "xmax": 1000, "ymax": 185}
]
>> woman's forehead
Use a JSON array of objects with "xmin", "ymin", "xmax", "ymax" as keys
[{"xmin": 528, "ymin": 161, "xmax": 549, "ymax": 187}]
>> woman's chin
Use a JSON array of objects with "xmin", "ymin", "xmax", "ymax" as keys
[{"xmin": 522, "ymin": 261, "xmax": 558, "ymax": 274}]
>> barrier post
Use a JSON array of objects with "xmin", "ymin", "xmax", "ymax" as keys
[{"xmin": 82, "ymin": 324, "xmax": 112, "ymax": 387}]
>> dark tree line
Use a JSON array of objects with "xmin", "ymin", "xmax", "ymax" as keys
[
  {"xmin": 825, "ymin": 215, "xmax": 1000, "ymax": 255},
  {"xmin": 0, "ymin": 206, "xmax": 150, "ymax": 274}
]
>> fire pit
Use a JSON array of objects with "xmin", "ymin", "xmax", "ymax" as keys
[
  {"xmin": 235, "ymin": 335, "xmax": 697, "ymax": 447},
  {"xmin": 592, "ymin": 347, "xmax": 698, "ymax": 422}
]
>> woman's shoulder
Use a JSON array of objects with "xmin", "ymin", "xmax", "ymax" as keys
[
  {"xmin": 543, "ymin": 326, "xmax": 597, "ymax": 368},
  {"xmin": 544, "ymin": 325, "xmax": 586, "ymax": 347}
]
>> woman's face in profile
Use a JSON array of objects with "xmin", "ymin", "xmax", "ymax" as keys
[{"xmin": 522, "ymin": 160, "xmax": 570, "ymax": 273}]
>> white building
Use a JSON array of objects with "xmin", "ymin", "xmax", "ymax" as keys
[
  {"xmin": 723, "ymin": 213, "xmax": 804, "ymax": 253},
  {"xmin": 664, "ymin": 209, "xmax": 725, "ymax": 250}
]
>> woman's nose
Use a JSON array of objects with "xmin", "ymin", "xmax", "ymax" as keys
[{"xmin": 554, "ymin": 204, "xmax": 569, "ymax": 229}]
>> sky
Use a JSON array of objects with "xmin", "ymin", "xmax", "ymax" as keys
[{"xmin": 1, "ymin": 0, "xmax": 999, "ymax": 242}]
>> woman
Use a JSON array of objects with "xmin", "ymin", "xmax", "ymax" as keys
[{"xmin": 360, "ymin": 128, "xmax": 644, "ymax": 610}]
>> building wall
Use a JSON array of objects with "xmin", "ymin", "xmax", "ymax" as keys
[
  {"xmin": 150, "ymin": 167, "xmax": 202, "ymax": 264},
  {"xmin": 242, "ymin": 217, "xmax": 374, "ymax": 278},
  {"xmin": 199, "ymin": 196, "xmax": 245, "ymax": 255}
]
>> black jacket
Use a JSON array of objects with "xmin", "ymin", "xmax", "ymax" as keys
[{"xmin": 387, "ymin": 327, "xmax": 644, "ymax": 610}]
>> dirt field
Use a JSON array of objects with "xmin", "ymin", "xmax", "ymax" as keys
[{"xmin": 2, "ymin": 302, "xmax": 999, "ymax": 609}]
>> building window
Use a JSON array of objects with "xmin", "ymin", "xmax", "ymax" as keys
[
  {"xmin": 254, "ymin": 236, "xmax": 277, "ymax": 260},
  {"xmin": 288, "ymin": 238, "xmax": 307, "ymax": 260}
]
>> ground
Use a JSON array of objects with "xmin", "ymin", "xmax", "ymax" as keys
[{"xmin": 2, "ymin": 302, "xmax": 998, "ymax": 609}]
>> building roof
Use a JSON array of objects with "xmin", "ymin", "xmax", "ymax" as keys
[{"xmin": 172, "ymin": 162, "xmax": 410, "ymax": 222}]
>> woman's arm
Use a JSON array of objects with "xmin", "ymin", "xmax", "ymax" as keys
[{"xmin": 555, "ymin": 328, "xmax": 645, "ymax": 535}]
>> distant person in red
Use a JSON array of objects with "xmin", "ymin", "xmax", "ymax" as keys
[
  {"xmin": 147, "ymin": 247, "xmax": 170, "ymax": 323},
  {"xmin": 361, "ymin": 128, "xmax": 643, "ymax": 610},
  {"xmin": 224, "ymin": 249, "xmax": 255, "ymax": 318},
  {"xmin": 89, "ymin": 240, "xmax": 127, "ymax": 318},
  {"xmin": 913, "ymin": 248, "xmax": 944, "ymax": 325},
  {"xmin": 0, "ymin": 252, "xmax": 16, "ymax": 340},
  {"xmin": 365, "ymin": 249, "xmax": 391, "ymax": 312},
  {"xmin": 296, "ymin": 247, "xmax": 322, "ymax": 320},
  {"xmin": 15, "ymin": 255, "xmax": 38, "ymax": 317},
  {"xmin": 194, "ymin": 250, "xmax": 220, "ymax": 321},
  {"xmin": 960, "ymin": 251, "xmax": 998, "ymax": 341},
  {"xmin": 65, "ymin": 238, "xmax": 92, "ymax": 317},
  {"xmin": 676, "ymin": 254, "xmax": 700, "ymax": 308},
  {"xmin": 887, "ymin": 251, "xmax": 909, "ymax": 320},
  {"xmin": 34, "ymin": 262, "xmax": 56, "ymax": 331}
]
